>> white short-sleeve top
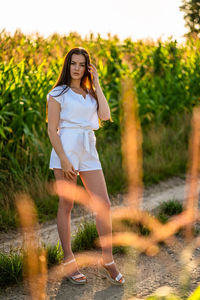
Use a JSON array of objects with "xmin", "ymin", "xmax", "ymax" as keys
[{"xmin": 47, "ymin": 84, "xmax": 99, "ymax": 130}]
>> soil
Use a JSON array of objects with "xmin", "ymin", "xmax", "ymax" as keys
[{"xmin": 1, "ymin": 176, "xmax": 200, "ymax": 300}]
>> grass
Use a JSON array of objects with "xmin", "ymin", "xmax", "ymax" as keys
[
  {"xmin": 159, "ymin": 199, "xmax": 183, "ymax": 216},
  {"xmin": 0, "ymin": 243, "xmax": 64, "ymax": 287},
  {"xmin": 120, "ymin": 218, "xmax": 151, "ymax": 236},
  {"xmin": 142, "ymin": 112, "xmax": 190, "ymax": 186},
  {"xmin": 157, "ymin": 199, "xmax": 183, "ymax": 224},
  {"xmin": 71, "ymin": 219, "xmax": 99, "ymax": 252},
  {"xmin": 45, "ymin": 242, "xmax": 64, "ymax": 268},
  {"xmin": 0, "ymin": 251, "xmax": 23, "ymax": 286},
  {"xmin": 96, "ymin": 130, "xmax": 127, "ymax": 195}
]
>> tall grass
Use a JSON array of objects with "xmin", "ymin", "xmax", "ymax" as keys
[{"xmin": 142, "ymin": 112, "xmax": 191, "ymax": 184}]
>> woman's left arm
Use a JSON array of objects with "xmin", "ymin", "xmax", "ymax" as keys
[{"xmin": 88, "ymin": 64, "xmax": 111, "ymax": 121}]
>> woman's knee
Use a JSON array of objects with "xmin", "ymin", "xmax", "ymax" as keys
[
  {"xmin": 97, "ymin": 197, "xmax": 111, "ymax": 214},
  {"xmin": 58, "ymin": 197, "xmax": 74, "ymax": 213},
  {"xmin": 104, "ymin": 202, "xmax": 111, "ymax": 214}
]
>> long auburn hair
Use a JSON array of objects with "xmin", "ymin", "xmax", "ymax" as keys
[{"xmin": 46, "ymin": 47, "xmax": 101, "ymax": 125}]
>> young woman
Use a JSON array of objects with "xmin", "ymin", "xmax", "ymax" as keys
[{"xmin": 46, "ymin": 47, "xmax": 125, "ymax": 285}]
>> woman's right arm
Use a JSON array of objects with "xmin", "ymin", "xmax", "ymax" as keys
[{"xmin": 47, "ymin": 96, "xmax": 77, "ymax": 179}]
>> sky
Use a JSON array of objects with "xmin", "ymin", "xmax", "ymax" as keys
[{"xmin": 1, "ymin": 0, "xmax": 187, "ymax": 42}]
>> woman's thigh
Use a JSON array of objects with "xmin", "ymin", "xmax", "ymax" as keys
[
  {"xmin": 53, "ymin": 168, "xmax": 78, "ymax": 210},
  {"xmin": 79, "ymin": 169, "xmax": 111, "ymax": 207},
  {"xmin": 53, "ymin": 168, "xmax": 76, "ymax": 181}
]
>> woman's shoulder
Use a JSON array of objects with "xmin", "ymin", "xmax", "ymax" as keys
[
  {"xmin": 47, "ymin": 84, "xmax": 69, "ymax": 103},
  {"xmin": 49, "ymin": 84, "xmax": 68, "ymax": 97}
]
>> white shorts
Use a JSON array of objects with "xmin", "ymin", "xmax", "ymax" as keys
[{"xmin": 49, "ymin": 127, "xmax": 102, "ymax": 174}]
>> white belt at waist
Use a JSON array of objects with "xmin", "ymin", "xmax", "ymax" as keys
[{"xmin": 59, "ymin": 126, "xmax": 97, "ymax": 158}]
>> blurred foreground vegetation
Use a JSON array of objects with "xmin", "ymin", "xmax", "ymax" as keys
[{"xmin": 0, "ymin": 29, "xmax": 199, "ymax": 229}]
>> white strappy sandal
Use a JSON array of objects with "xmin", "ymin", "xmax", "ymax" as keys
[
  {"xmin": 98, "ymin": 258, "xmax": 125, "ymax": 285},
  {"xmin": 62, "ymin": 258, "xmax": 87, "ymax": 285}
]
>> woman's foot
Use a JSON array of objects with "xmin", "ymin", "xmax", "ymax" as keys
[
  {"xmin": 62, "ymin": 257, "xmax": 87, "ymax": 284},
  {"xmin": 100, "ymin": 258, "xmax": 119, "ymax": 280},
  {"xmin": 63, "ymin": 257, "xmax": 81, "ymax": 277},
  {"xmin": 99, "ymin": 257, "xmax": 125, "ymax": 285}
]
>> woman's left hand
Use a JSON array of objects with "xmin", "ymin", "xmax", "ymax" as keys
[{"xmin": 88, "ymin": 64, "xmax": 100, "ymax": 89}]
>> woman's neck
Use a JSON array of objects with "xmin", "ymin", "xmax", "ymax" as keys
[{"xmin": 70, "ymin": 79, "xmax": 81, "ymax": 89}]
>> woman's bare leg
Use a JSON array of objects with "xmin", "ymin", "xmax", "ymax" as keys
[
  {"xmin": 54, "ymin": 168, "xmax": 82, "ymax": 276},
  {"xmin": 79, "ymin": 169, "xmax": 122, "ymax": 280}
]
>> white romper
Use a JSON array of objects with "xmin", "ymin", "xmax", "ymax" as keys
[{"xmin": 47, "ymin": 84, "xmax": 102, "ymax": 174}]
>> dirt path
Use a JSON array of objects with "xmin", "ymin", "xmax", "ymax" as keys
[{"xmin": 1, "ymin": 176, "xmax": 200, "ymax": 299}]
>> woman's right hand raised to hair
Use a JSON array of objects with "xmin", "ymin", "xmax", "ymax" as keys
[{"xmin": 60, "ymin": 157, "xmax": 77, "ymax": 180}]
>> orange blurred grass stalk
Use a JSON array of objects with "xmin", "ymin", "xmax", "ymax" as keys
[
  {"xmin": 96, "ymin": 230, "xmax": 159, "ymax": 256},
  {"xmin": 120, "ymin": 76, "xmax": 143, "ymax": 208},
  {"xmin": 183, "ymin": 106, "xmax": 200, "ymax": 240},
  {"xmin": 15, "ymin": 193, "xmax": 47, "ymax": 300},
  {"xmin": 48, "ymin": 178, "xmax": 108, "ymax": 216},
  {"xmin": 177, "ymin": 106, "xmax": 200, "ymax": 294},
  {"xmin": 100, "ymin": 208, "xmax": 199, "ymax": 256}
]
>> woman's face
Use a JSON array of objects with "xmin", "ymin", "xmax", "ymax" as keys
[{"xmin": 70, "ymin": 54, "xmax": 86, "ymax": 81}]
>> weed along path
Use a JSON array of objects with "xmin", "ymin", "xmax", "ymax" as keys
[{"xmin": 1, "ymin": 176, "xmax": 200, "ymax": 299}]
